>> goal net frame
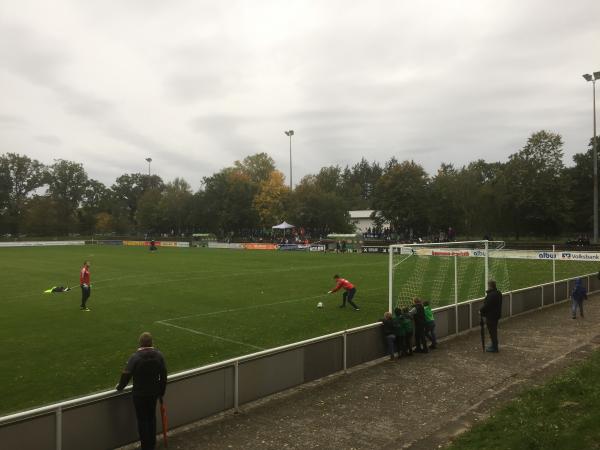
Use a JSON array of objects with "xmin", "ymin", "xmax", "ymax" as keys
[{"xmin": 387, "ymin": 240, "xmax": 506, "ymax": 312}]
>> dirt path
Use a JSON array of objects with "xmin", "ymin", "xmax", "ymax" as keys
[{"xmin": 139, "ymin": 298, "xmax": 600, "ymax": 450}]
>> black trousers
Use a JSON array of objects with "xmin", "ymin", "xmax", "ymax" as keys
[
  {"xmin": 80, "ymin": 285, "xmax": 91, "ymax": 308},
  {"xmin": 133, "ymin": 395, "xmax": 158, "ymax": 450},
  {"xmin": 414, "ymin": 326, "xmax": 428, "ymax": 352},
  {"xmin": 486, "ymin": 319, "xmax": 499, "ymax": 350},
  {"xmin": 342, "ymin": 288, "xmax": 358, "ymax": 308}
]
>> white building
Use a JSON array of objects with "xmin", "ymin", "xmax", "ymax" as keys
[{"xmin": 349, "ymin": 210, "xmax": 389, "ymax": 233}]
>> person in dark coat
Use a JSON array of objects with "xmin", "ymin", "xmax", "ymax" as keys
[
  {"xmin": 410, "ymin": 298, "xmax": 428, "ymax": 353},
  {"xmin": 116, "ymin": 332, "xmax": 167, "ymax": 450},
  {"xmin": 480, "ymin": 280, "xmax": 502, "ymax": 353},
  {"xmin": 571, "ymin": 278, "xmax": 587, "ymax": 319},
  {"xmin": 380, "ymin": 312, "xmax": 397, "ymax": 360}
]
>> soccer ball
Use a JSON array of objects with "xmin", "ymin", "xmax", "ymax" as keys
[{"xmin": 317, "ymin": 302, "xmax": 324, "ymax": 308}]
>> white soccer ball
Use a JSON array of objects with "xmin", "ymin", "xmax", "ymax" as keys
[{"xmin": 317, "ymin": 302, "xmax": 324, "ymax": 308}]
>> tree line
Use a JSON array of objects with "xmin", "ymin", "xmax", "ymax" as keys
[{"xmin": 0, "ymin": 130, "xmax": 597, "ymax": 239}]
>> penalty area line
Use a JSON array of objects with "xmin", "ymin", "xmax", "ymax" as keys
[
  {"xmin": 155, "ymin": 320, "xmax": 265, "ymax": 351},
  {"xmin": 160, "ymin": 286, "xmax": 387, "ymax": 323}
]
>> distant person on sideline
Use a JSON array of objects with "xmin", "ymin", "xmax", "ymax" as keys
[
  {"xmin": 480, "ymin": 280, "xmax": 503, "ymax": 353},
  {"xmin": 80, "ymin": 261, "xmax": 91, "ymax": 311},
  {"xmin": 116, "ymin": 332, "xmax": 167, "ymax": 450},
  {"xmin": 328, "ymin": 275, "xmax": 360, "ymax": 310},
  {"xmin": 571, "ymin": 278, "xmax": 587, "ymax": 319}
]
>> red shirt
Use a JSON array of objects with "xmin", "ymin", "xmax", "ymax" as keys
[
  {"xmin": 80, "ymin": 266, "xmax": 90, "ymax": 286},
  {"xmin": 332, "ymin": 278, "xmax": 354, "ymax": 292}
]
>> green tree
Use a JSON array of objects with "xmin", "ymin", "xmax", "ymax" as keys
[
  {"xmin": 503, "ymin": 130, "xmax": 571, "ymax": 237},
  {"xmin": 563, "ymin": 137, "xmax": 599, "ymax": 234},
  {"xmin": 111, "ymin": 173, "xmax": 164, "ymax": 227},
  {"xmin": 0, "ymin": 153, "xmax": 46, "ymax": 234},
  {"xmin": 202, "ymin": 168, "xmax": 259, "ymax": 236},
  {"xmin": 253, "ymin": 170, "xmax": 290, "ymax": 227},
  {"xmin": 47, "ymin": 159, "xmax": 89, "ymax": 234},
  {"xmin": 22, "ymin": 196, "xmax": 60, "ymax": 236},
  {"xmin": 79, "ymin": 179, "xmax": 111, "ymax": 234},
  {"xmin": 288, "ymin": 176, "xmax": 351, "ymax": 235},
  {"xmin": 234, "ymin": 153, "xmax": 276, "ymax": 184},
  {"xmin": 372, "ymin": 160, "xmax": 430, "ymax": 236},
  {"xmin": 160, "ymin": 178, "xmax": 194, "ymax": 235},
  {"xmin": 136, "ymin": 189, "xmax": 164, "ymax": 233}
]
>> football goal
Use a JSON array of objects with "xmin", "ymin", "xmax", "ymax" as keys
[{"xmin": 388, "ymin": 240, "xmax": 600, "ymax": 312}]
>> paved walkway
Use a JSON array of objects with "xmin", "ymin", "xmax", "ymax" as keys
[{"xmin": 140, "ymin": 298, "xmax": 600, "ymax": 450}]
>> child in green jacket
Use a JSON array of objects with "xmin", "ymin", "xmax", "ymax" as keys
[{"xmin": 423, "ymin": 301, "xmax": 437, "ymax": 349}]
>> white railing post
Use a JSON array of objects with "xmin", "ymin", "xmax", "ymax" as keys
[
  {"xmin": 343, "ymin": 331, "xmax": 348, "ymax": 374},
  {"xmin": 55, "ymin": 406, "xmax": 62, "ymax": 450},
  {"xmin": 388, "ymin": 246, "xmax": 393, "ymax": 312},
  {"xmin": 234, "ymin": 361, "xmax": 239, "ymax": 413},
  {"xmin": 454, "ymin": 255, "xmax": 459, "ymax": 334},
  {"xmin": 552, "ymin": 244, "xmax": 556, "ymax": 303},
  {"xmin": 484, "ymin": 240, "xmax": 489, "ymax": 296}
]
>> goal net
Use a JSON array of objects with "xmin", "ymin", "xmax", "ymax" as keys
[
  {"xmin": 388, "ymin": 240, "xmax": 508, "ymax": 310},
  {"xmin": 388, "ymin": 241, "xmax": 600, "ymax": 311}
]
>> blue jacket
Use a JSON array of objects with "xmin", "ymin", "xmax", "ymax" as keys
[{"xmin": 572, "ymin": 279, "xmax": 587, "ymax": 302}]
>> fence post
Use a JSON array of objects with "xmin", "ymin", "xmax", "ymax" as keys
[
  {"xmin": 343, "ymin": 331, "xmax": 347, "ymax": 374},
  {"xmin": 234, "ymin": 361, "xmax": 239, "ymax": 413},
  {"xmin": 454, "ymin": 255, "xmax": 459, "ymax": 334},
  {"xmin": 552, "ymin": 244, "xmax": 556, "ymax": 303},
  {"xmin": 509, "ymin": 292, "xmax": 513, "ymax": 317},
  {"xmin": 55, "ymin": 406, "xmax": 62, "ymax": 450},
  {"xmin": 484, "ymin": 241, "xmax": 489, "ymax": 296},
  {"xmin": 388, "ymin": 246, "xmax": 393, "ymax": 312}
]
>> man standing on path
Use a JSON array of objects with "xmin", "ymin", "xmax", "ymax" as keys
[
  {"xmin": 480, "ymin": 280, "xmax": 502, "ymax": 353},
  {"xmin": 116, "ymin": 332, "xmax": 167, "ymax": 450},
  {"xmin": 571, "ymin": 278, "xmax": 587, "ymax": 319},
  {"xmin": 80, "ymin": 261, "xmax": 91, "ymax": 311},
  {"xmin": 328, "ymin": 274, "xmax": 360, "ymax": 310}
]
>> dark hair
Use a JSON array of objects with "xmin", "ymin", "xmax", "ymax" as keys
[
  {"xmin": 394, "ymin": 307, "xmax": 402, "ymax": 316},
  {"xmin": 423, "ymin": 301, "xmax": 430, "ymax": 306},
  {"xmin": 333, "ymin": 274, "xmax": 340, "ymax": 279},
  {"xmin": 139, "ymin": 332, "xmax": 153, "ymax": 347},
  {"xmin": 488, "ymin": 280, "xmax": 497, "ymax": 290}
]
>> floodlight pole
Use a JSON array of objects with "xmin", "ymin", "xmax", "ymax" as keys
[
  {"xmin": 145, "ymin": 157, "xmax": 152, "ymax": 177},
  {"xmin": 284, "ymin": 130, "xmax": 294, "ymax": 189},
  {"xmin": 583, "ymin": 73, "xmax": 599, "ymax": 243}
]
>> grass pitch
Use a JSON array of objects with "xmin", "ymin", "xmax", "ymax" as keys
[{"xmin": 0, "ymin": 246, "xmax": 596, "ymax": 415}]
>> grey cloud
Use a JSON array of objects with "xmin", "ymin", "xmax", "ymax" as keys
[
  {"xmin": 35, "ymin": 134, "xmax": 61, "ymax": 145},
  {"xmin": 0, "ymin": 113, "xmax": 26, "ymax": 127}
]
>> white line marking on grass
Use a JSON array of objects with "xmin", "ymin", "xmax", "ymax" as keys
[
  {"xmin": 159, "ymin": 287, "xmax": 387, "ymax": 322},
  {"xmin": 155, "ymin": 320, "xmax": 264, "ymax": 350}
]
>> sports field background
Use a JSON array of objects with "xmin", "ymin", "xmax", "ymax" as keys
[{"xmin": 0, "ymin": 245, "xmax": 596, "ymax": 415}]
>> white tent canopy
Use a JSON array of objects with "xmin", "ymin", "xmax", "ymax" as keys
[{"xmin": 272, "ymin": 221, "xmax": 295, "ymax": 229}]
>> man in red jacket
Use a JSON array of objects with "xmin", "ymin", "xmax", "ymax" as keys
[
  {"xmin": 80, "ymin": 261, "xmax": 91, "ymax": 311},
  {"xmin": 328, "ymin": 274, "xmax": 359, "ymax": 310}
]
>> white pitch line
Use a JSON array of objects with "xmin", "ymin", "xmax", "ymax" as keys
[
  {"xmin": 156, "ymin": 320, "xmax": 264, "ymax": 350},
  {"xmin": 159, "ymin": 286, "xmax": 387, "ymax": 323}
]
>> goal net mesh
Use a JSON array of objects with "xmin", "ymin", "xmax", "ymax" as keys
[{"xmin": 390, "ymin": 241, "xmax": 508, "ymax": 310}]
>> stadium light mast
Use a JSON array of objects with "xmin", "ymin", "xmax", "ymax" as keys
[
  {"xmin": 583, "ymin": 72, "xmax": 600, "ymax": 243},
  {"xmin": 145, "ymin": 157, "xmax": 152, "ymax": 176},
  {"xmin": 284, "ymin": 130, "xmax": 294, "ymax": 189}
]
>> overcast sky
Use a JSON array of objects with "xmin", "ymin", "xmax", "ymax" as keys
[{"xmin": 0, "ymin": 0, "xmax": 598, "ymax": 189}]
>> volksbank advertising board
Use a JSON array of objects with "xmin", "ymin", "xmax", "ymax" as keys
[{"xmin": 401, "ymin": 247, "xmax": 600, "ymax": 261}]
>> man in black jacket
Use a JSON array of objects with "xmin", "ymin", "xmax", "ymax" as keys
[
  {"xmin": 480, "ymin": 280, "xmax": 502, "ymax": 353},
  {"xmin": 116, "ymin": 332, "xmax": 167, "ymax": 450}
]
